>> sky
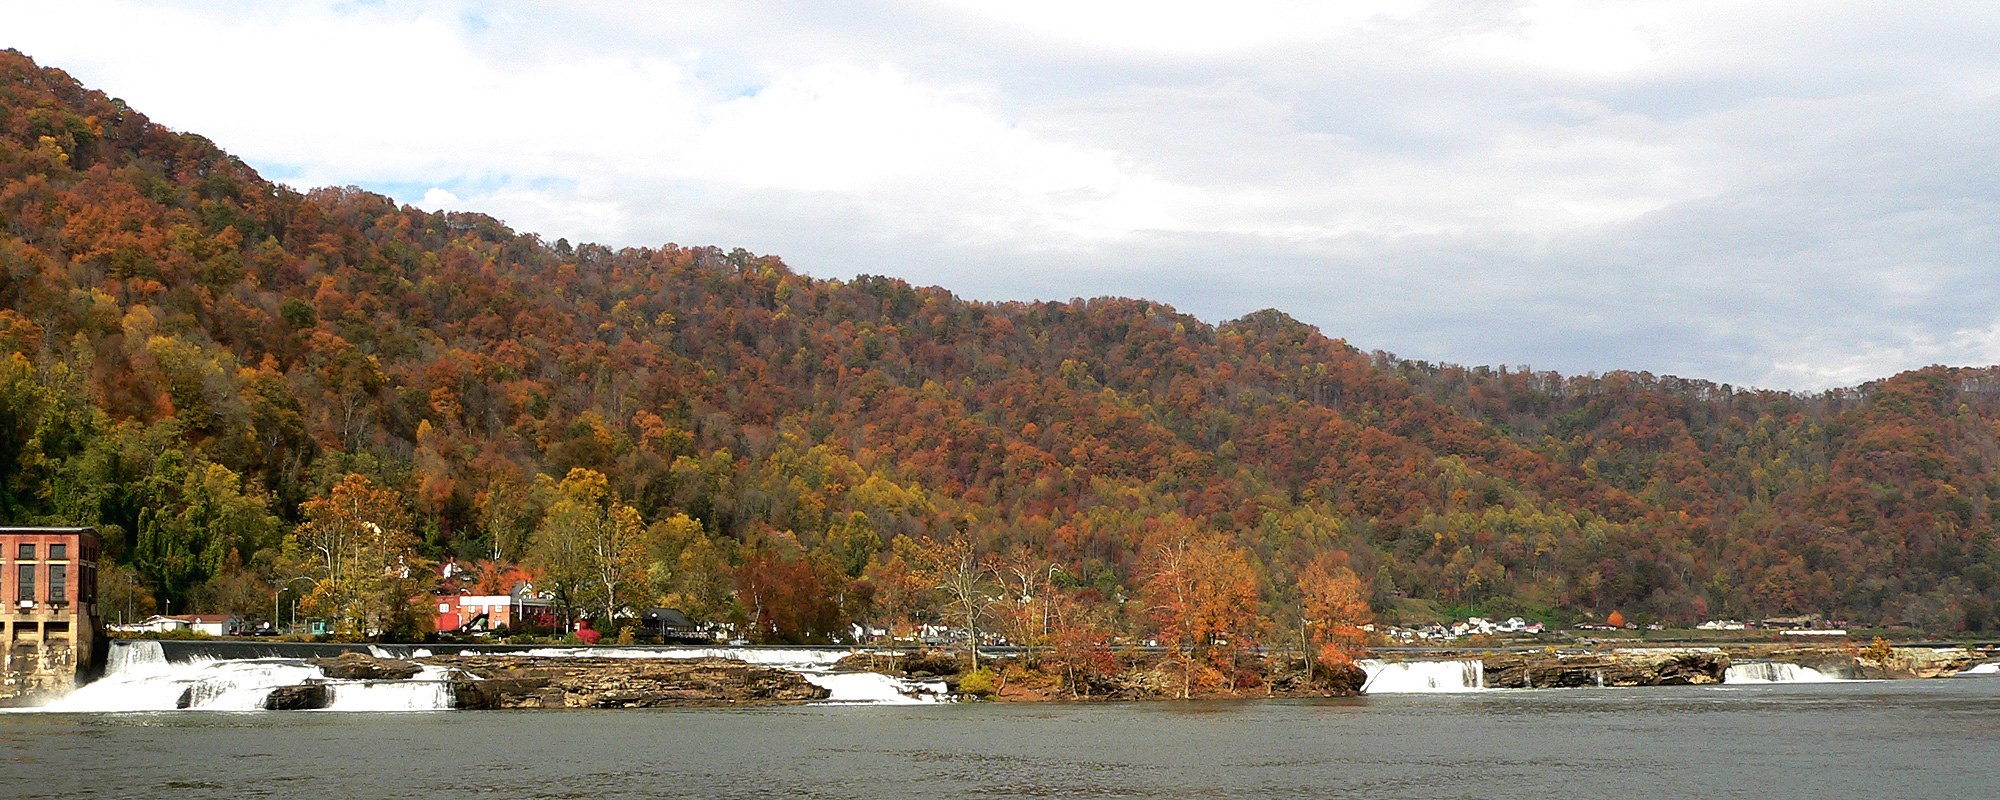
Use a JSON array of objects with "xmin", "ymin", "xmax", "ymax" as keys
[{"xmin": 7, "ymin": 1, "xmax": 2000, "ymax": 391}]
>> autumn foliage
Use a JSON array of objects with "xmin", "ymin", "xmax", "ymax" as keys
[{"xmin": 1, "ymin": 48, "xmax": 1997, "ymax": 655}]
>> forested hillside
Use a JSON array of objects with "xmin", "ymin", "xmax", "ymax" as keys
[{"xmin": 2, "ymin": 50, "xmax": 1994, "ymax": 647}]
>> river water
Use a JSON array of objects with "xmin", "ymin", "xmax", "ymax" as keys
[{"xmin": 4, "ymin": 673, "xmax": 1997, "ymax": 799}]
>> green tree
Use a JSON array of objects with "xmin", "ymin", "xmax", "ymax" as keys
[
  {"xmin": 132, "ymin": 451, "xmax": 280, "ymax": 608},
  {"xmin": 641, "ymin": 512, "xmax": 734, "ymax": 622},
  {"xmin": 526, "ymin": 468, "xmax": 646, "ymax": 629},
  {"xmin": 291, "ymin": 473, "xmax": 425, "ymax": 636}
]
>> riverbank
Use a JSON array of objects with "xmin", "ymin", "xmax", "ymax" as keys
[
  {"xmin": 830, "ymin": 650, "xmax": 1368, "ymax": 701},
  {"xmin": 15, "ymin": 639, "xmax": 1994, "ymax": 711}
]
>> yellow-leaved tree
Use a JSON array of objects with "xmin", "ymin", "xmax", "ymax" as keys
[{"xmin": 292, "ymin": 473, "xmax": 430, "ymax": 637}]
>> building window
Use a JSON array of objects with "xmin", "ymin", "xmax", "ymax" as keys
[
  {"xmin": 50, "ymin": 543, "xmax": 66, "ymax": 560},
  {"xmin": 50, "ymin": 564, "xmax": 65, "ymax": 604},
  {"xmin": 16, "ymin": 543, "xmax": 32, "ymax": 560},
  {"xmin": 17, "ymin": 562, "xmax": 35, "ymax": 603}
]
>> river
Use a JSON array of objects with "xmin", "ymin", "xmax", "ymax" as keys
[{"xmin": 4, "ymin": 670, "xmax": 1996, "ymax": 799}]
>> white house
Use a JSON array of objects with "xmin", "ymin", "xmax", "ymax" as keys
[
  {"xmin": 115, "ymin": 615, "xmax": 190, "ymax": 634},
  {"xmin": 172, "ymin": 614, "xmax": 242, "ymax": 635}
]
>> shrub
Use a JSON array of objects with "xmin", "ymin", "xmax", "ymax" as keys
[
  {"xmin": 957, "ymin": 668, "xmax": 999, "ymax": 699},
  {"xmin": 1863, "ymin": 636, "xmax": 1896, "ymax": 666}
]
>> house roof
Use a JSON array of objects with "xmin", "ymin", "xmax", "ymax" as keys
[
  {"xmin": 644, "ymin": 608, "xmax": 696, "ymax": 627},
  {"xmin": 171, "ymin": 614, "xmax": 238, "ymax": 623}
]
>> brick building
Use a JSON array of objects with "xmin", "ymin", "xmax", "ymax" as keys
[
  {"xmin": 434, "ymin": 592, "xmax": 557, "ymax": 633},
  {"xmin": 1, "ymin": 527, "xmax": 100, "ymax": 704}
]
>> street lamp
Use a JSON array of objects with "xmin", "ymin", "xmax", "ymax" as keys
[
  {"xmin": 1043, "ymin": 564, "xmax": 1067, "ymax": 638},
  {"xmin": 274, "ymin": 577, "xmax": 315, "ymax": 636}
]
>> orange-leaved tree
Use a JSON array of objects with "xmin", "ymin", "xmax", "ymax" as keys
[
  {"xmin": 1299, "ymin": 553, "xmax": 1372, "ymax": 671},
  {"xmin": 1139, "ymin": 516, "xmax": 1259, "ymax": 698}
]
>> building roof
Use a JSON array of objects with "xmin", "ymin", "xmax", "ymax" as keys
[
  {"xmin": 170, "ymin": 614, "xmax": 239, "ymax": 624},
  {"xmin": 644, "ymin": 608, "xmax": 697, "ymax": 628},
  {"xmin": 0, "ymin": 527, "xmax": 96, "ymax": 534}
]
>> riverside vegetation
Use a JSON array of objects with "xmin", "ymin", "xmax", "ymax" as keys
[{"xmin": 2, "ymin": 50, "xmax": 1999, "ymax": 703}]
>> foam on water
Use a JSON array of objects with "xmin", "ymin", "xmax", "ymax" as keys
[
  {"xmin": 1961, "ymin": 662, "xmax": 1999, "ymax": 675},
  {"xmin": 1724, "ymin": 662, "xmax": 1840, "ymax": 683},
  {"xmin": 1358, "ymin": 659, "xmax": 1486, "ymax": 693},
  {"xmin": 804, "ymin": 671, "xmax": 950, "ymax": 704}
]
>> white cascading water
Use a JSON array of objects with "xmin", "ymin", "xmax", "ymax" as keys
[
  {"xmin": 1724, "ymin": 662, "xmax": 1840, "ymax": 683},
  {"xmin": 802, "ymin": 671, "xmax": 950, "ymax": 704},
  {"xmin": 1357, "ymin": 659, "xmax": 1485, "ymax": 693},
  {"xmin": 24, "ymin": 641, "xmax": 456, "ymax": 712},
  {"xmin": 107, "ymin": 638, "xmax": 169, "ymax": 673},
  {"xmin": 27, "ymin": 643, "xmax": 951, "ymax": 711},
  {"xmin": 323, "ymin": 666, "xmax": 460, "ymax": 711},
  {"xmin": 1963, "ymin": 662, "xmax": 1999, "ymax": 675}
]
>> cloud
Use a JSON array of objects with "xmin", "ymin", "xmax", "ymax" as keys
[
  {"xmin": 6, "ymin": 1, "xmax": 2000, "ymax": 390},
  {"xmin": 418, "ymin": 187, "xmax": 462, "ymax": 210}
]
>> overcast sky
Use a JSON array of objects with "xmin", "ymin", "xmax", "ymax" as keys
[{"xmin": 9, "ymin": 1, "xmax": 2000, "ymax": 391}]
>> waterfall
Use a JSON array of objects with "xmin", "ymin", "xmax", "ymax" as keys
[
  {"xmin": 1357, "ymin": 659, "xmax": 1485, "ymax": 693},
  {"xmin": 38, "ymin": 657, "xmax": 322, "ymax": 712},
  {"xmin": 1963, "ymin": 662, "xmax": 1999, "ymax": 675},
  {"xmin": 21, "ymin": 642, "xmax": 457, "ymax": 712},
  {"xmin": 105, "ymin": 639, "xmax": 168, "ymax": 674},
  {"xmin": 1724, "ymin": 662, "xmax": 1840, "ymax": 683},
  {"xmin": 803, "ymin": 671, "xmax": 951, "ymax": 704},
  {"xmin": 323, "ymin": 664, "xmax": 460, "ymax": 711},
  {"xmin": 24, "ymin": 644, "xmax": 948, "ymax": 711}
]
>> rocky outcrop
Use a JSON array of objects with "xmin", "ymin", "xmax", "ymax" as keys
[
  {"xmin": 836, "ymin": 650, "xmax": 962, "ymax": 679},
  {"xmin": 263, "ymin": 683, "xmax": 330, "ymax": 710},
  {"xmin": 1056, "ymin": 659, "xmax": 1364, "ymax": 700},
  {"xmin": 1886, "ymin": 647, "xmax": 1981, "ymax": 678},
  {"xmin": 309, "ymin": 652, "xmax": 423, "ymax": 680},
  {"xmin": 422, "ymin": 656, "xmax": 829, "ymax": 709},
  {"xmin": 1767, "ymin": 646, "xmax": 1980, "ymax": 680},
  {"xmin": 1265, "ymin": 661, "xmax": 1368, "ymax": 697},
  {"xmin": 1483, "ymin": 648, "xmax": 1729, "ymax": 688}
]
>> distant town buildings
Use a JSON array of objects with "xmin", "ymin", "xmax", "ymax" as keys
[
  {"xmin": 1380, "ymin": 616, "xmax": 1546, "ymax": 643},
  {"xmin": 110, "ymin": 614, "xmax": 245, "ymax": 636},
  {"xmin": 1377, "ymin": 615, "xmax": 1860, "ymax": 644},
  {"xmin": 1, "ymin": 527, "xmax": 101, "ymax": 704}
]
